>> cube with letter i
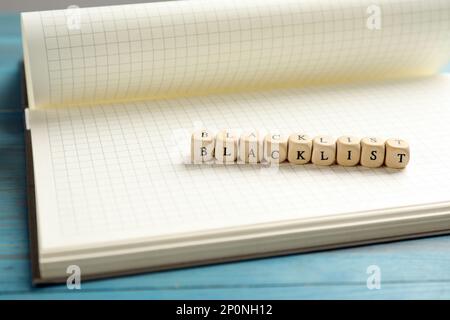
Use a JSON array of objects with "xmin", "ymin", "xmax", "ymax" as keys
[{"xmin": 336, "ymin": 136, "xmax": 361, "ymax": 166}]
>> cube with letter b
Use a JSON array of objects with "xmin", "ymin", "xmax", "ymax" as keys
[{"xmin": 191, "ymin": 130, "xmax": 215, "ymax": 163}]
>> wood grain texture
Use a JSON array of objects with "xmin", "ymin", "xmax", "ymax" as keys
[{"xmin": 1, "ymin": 13, "xmax": 450, "ymax": 299}]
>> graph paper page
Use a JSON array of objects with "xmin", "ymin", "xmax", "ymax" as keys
[
  {"xmin": 29, "ymin": 75, "xmax": 450, "ymax": 251},
  {"xmin": 22, "ymin": 0, "xmax": 450, "ymax": 108}
]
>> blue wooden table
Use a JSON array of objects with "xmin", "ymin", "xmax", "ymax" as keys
[{"xmin": 1, "ymin": 13, "xmax": 450, "ymax": 299}]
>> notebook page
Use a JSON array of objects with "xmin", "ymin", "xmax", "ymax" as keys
[
  {"xmin": 29, "ymin": 75, "xmax": 450, "ymax": 251},
  {"xmin": 22, "ymin": 0, "xmax": 450, "ymax": 109}
]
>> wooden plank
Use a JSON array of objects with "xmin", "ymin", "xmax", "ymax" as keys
[
  {"xmin": 1, "ymin": 282, "xmax": 450, "ymax": 299},
  {"xmin": 0, "ymin": 14, "xmax": 21, "ymax": 38},
  {"xmin": 0, "ymin": 112, "xmax": 24, "ymax": 145},
  {"xmin": 0, "ymin": 14, "xmax": 22, "ymax": 111},
  {"xmin": 0, "ymin": 64, "xmax": 22, "ymax": 111}
]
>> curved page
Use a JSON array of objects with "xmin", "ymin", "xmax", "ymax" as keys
[{"xmin": 22, "ymin": 0, "xmax": 450, "ymax": 108}]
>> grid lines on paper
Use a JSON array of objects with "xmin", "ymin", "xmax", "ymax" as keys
[
  {"xmin": 37, "ymin": 76, "xmax": 450, "ymax": 239},
  {"xmin": 37, "ymin": 0, "xmax": 450, "ymax": 107}
]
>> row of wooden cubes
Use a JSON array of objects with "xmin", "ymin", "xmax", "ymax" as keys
[{"xmin": 191, "ymin": 130, "xmax": 410, "ymax": 169}]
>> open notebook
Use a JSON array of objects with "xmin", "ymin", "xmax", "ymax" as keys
[{"xmin": 21, "ymin": 0, "xmax": 450, "ymax": 283}]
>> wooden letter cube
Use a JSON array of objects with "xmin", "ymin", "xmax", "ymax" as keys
[
  {"xmin": 336, "ymin": 136, "xmax": 361, "ymax": 166},
  {"xmin": 239, "ymin": 131, "xmax": 263, "ymax": 164},
  {"xmin": 287, "ymin": 133, "xmax": 312, "ymax": 164},
  {"xmin": 312, "ymin": 136, "xmax": 336, "ymax": 166},
  {"xmin": 360, "ymin": 137, "xmax": 385, "ymax": 168},
  {"xmin": 385, "ymin": 138, "xmax": 410, "ymax": 169},
  {"xmin": 191, "ymin": 129, "xmax": 215, "ymax": 163},
  {"xmin": 264, "ymin": 133, "xmax": 288, "ymax": 164},
  {"xmin": 215, "ymin": 130, "xmax": 238, "ymax": 163}
]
